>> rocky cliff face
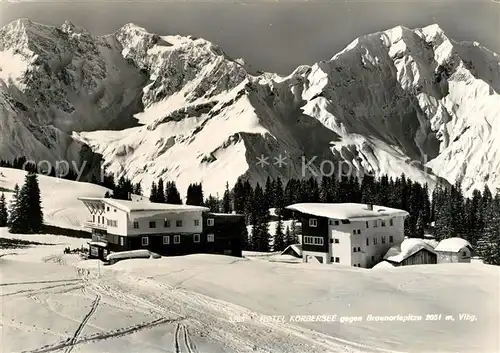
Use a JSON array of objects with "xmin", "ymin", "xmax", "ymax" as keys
[{"xmin": 1, "ymin": 19, "xmax": 499, "ymax": 197}]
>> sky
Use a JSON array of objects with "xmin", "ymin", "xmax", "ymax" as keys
[{"xmin": 1, "ymin": 0, "xmax": 499, "ymax": 75}]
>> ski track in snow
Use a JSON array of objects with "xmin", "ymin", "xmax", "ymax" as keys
[{"xmin": 12, "ymin": 264, "xmax": 410, "ymax": 353}]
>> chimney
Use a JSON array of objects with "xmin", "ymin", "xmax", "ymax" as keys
[
  {"xmin": 127, "ymin": 192, "xmax": 131, "ymax": 200},
  {"xmin": 367, "ymin": 204, "xmax": 373, "ymax": 211}
]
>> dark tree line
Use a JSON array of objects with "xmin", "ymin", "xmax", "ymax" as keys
[{"xmin": 0, "ymin": 173, "xmax": 44, "ymax": 234}]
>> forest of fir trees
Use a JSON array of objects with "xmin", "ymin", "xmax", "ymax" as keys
[
  {"xmin": 0, "ymin": 173, "xmax": 44, "ymax": 234},
  {"xmin": 1, "ymin": 158, "xmax": 499, "ymax": 264}
]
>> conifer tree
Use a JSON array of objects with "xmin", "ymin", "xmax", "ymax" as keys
[
  {"xmin": 20, "ymin": 173, "xmax": 43, "ymax": 233},
  {"xmin": 133, "ymin": 182, "xmax": 142, "ymax": 196},
  {"xmin": 476, "ymin": 195, "xmax": 500, "ymax": 265},
  {"xmin": 415, "ymin": 212, "xmax": 425, "ymax": 238},
  {"xmin": 252, "ymin": 183, "xmax": 270, "ymax": 252},
  {"xmin": 285, "ymin": 225, "xmax": 292, "ymax": 245},
  {"xmin": 233, "ymin": 178, "xmax": 246, "ymax": 214},
  {"xmin": 8, "ymin": 184, "xmax": 23, "ymax": 233},
  {"xmin": 264, "ymin": 176, "xmax": 275, "ymax": 210},
  {"xmin": 149, "ymin": 182, "xmax": 158, "ymax": 202},
  {"xmin": 186, "ymin": 183, "xmax": 204, "ymax": 206},
  {"xmin": 222, "ymin": 182, "xmax": 232, "ymax": 213},
  {"xmin": 157, "ymin": 178, "xmax": 165, "ymax": 203},
  {"xmin": 274, "ymin": 216, "xmax": 286, "ymax": 251},
  {"xmin": 205, "ymin": 195, "xmax": 220, "ymax": 212},
  {"xmin": 165, "ymin": 181, "xmax": 182, "ymax": 204},
  {"xmin": 274, "ymin": 176, "xmax": 285, "ymax": 217},
  {"xmin": 0, "ymin": 193, "xmax": 8, "ymax": 227}
]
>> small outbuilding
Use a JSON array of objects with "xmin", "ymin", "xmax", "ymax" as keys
[
  {"xmin": 280, "ymin": 244, "xmax": 302, "ymax": 258},
  {"xmin": 434, "ymin": 237, "xmax": 473, "ymax": 263},
  {"xmin": 383, "ymin": 238, "xmax": 437, "ymax": 267}
]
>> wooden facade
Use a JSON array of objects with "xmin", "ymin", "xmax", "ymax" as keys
[
  {"xmin": 87, "ymin": 211, "xmax": 244, "ymax": 261},
  {"xmin": 399, "ymin": 248, "xmax": 437, "ymax": 266}
]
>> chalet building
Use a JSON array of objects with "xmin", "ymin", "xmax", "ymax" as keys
[
  {"xmin": 383, "ymin": 238, "xmax": 438, "ymax": 266},
  {"xmin": 434, "ymin": 237, "xmax": 473, "ymax": 263},
  {"xmin": 78, "ymin": 197, "xmax": 245, "ymax": 260},
  {"xmin": 285, "ymin": 203, "xmax": 409, "ymax": 268}
]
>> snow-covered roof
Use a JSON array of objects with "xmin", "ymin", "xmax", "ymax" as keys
[
  {"xmin": 88, "ymin": 241, "xmax": 108, "ymax": 247},
  {"xmin": 434, "ymin": 238, "xmax": 472, "ymax": 252},
  {"xmin": 372, "ymin": 261, "xmax": 395, "ymax": 269},
  {"xmin": 208, "ymin": 212, "xmax": 245, "ymax": 217},
  {"xmin": 78, "ymin": 197, "xmax": 209, "ymax": 213},
  {"xmin": 281, "ymin": 244, "xmax": 302, "ymax": 257},
  {"xmin": 286, "ymin": 203, "xmax": 408, "ymax": 221},
  {"xmin": 384, "ymin": 238, "xmax": 436, "ymax": 263},
  {"xmin": 422, "ymin": 239, "xmax": 439, "ymax": 248}
]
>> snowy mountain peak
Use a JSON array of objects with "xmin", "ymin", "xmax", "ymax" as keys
[{"xmin": 1, "ymin": 20, "xmax": 499, "ymax": 198}]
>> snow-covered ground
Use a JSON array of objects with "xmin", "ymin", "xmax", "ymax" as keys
[
  {"xmin": 1, "ymin": 228, "xmax": 499, "ymax": 353},
  {"xmin": 0, "ymin": 167, "xmax": 110, "ymax": 230}
]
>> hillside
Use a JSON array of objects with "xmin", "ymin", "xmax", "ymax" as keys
[
  {"xmin": 0, "ymin": 167, "xmax": 109, "ymax": 230},
  {"xmin": 1, "ymin": 230, "xmax": 499, "ymax": 353},
  {"xmin": 1, "ymin": 20, "xmax": 499, "ymax": 197}
]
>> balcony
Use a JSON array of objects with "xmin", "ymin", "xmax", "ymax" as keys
[{"xmin": 83, "ymin": 221, "xmax": 107, "ymax": 230}]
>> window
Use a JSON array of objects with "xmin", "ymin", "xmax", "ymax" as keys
[
  {"xmin": 462, "ymin": 251, "xmax": 467, "ymax": 256},
  {"xmin": 176, "ymin": 220, "xmax": 183, "ymax": 227},
  {"xmin": 329, "ymin": 220, "xmax": 340, "ymax": 226},
  {"xmin": 330, "ymin": 239, "xmax": 334, "ymax": 243},
  {"xmin": 92, "ymin": 215, "xmax": 95, "ymax": 222},
  {"xmin": 114, "ymin": 209, "xmax": 116, "ymax": 212},
  {"xmin": 334, "ymin": 238, "xmax": 339, "ymax": 244},
  {"xmin": 382, "ymin": 236, "xmax": 386, "ymax": 244},
  {"xmin": 309, "ymin": 218, "xmax": 318, "ymax": 227},
  {"xmin": 207, "ymin": 234, "xmax": 215, "ymax": 242},
  {"xmin": 194, "ymin": 219, "xmax": 200, "ymax": 227},
  {"xmin": 341, "ymin": 220, "xmax": 350, "ymax": 224},
  {"xmin": 381, "ymin": 220, "xmax": 386, "ymax": 227},
  {"xmin": 374, "ymin": 237, "xmax": 378, "ymax": 245},
  {"xmin": 366, "ymin": 238, "xmax": 369, "ymax": 246},
  {"xmin": 357, "ymin": 247, "xmax": 361, "ymax": 252},
  {"xmin": 389, "ymin": 219, "xmax": 394, "ymax": 226},
  {"xmin": 174, "ymin": 235, "xmax": 180, "ymax": 244},
  {"xmin": 141, "ymin": 236, "xmax": 149, "ymax": 246},
  {"xmin": 389, "ymin": 236, "xmax": 394, "ymax": 243},
  {"xmin": 120, "ymin": 237, "xmax": 124, "ymax": 246},
  {"xmin": 97, "ymin": 216, "xmax": 100, "ymax": 223},
  {"xmin": 107, "ymin": 219, "xmax": 117, "ymax": 227},
  {"xmin": 304, "ymin": 236, "xmax": 323, "ymax": 245},
  {"xmin": 164, "ymin": 219, "xmax": 171, "ymax": 228},
  {"xmin": 313, "ymin": 237, "xmax": 324, "ymax": 245},
  {"xmin": 352, "ymin": 230, "xmax": 357, "ymax": 235},
  {"xmin": 371, "ymin": 256, "xmax": 375, "ymax": 262},
  {"xmin": 353, "ymin": 247, "xmax": 357, "ymax": 253},
  {"xmin": 358, "ymin": 263, "xmax": 361, "ymax": 267},
  {"xmin": 193, "ymin": 234, "xmax": 200, "ymax": 243},
  {"xmin": 357, "ymin": 229, "xmax": 361, "ymax": 234},
  {"xmin": 133, "ymin": 221, "xmax": 139, "ymax": 229},
  {"xmin": 335, "ymin": 220, "xmax": 339, "ymax": 226},
  {"xmin": 207, "ymin": 218, "xmax": 215, "ymax": 226},
  {"xmin": 354, "ymin": 264, "xmax": 357, "ymax": 267},
  {"xmin": 149, "ymin": 221, "xmax": 156, "ymax": 228},
  {"xmin": 373, "ymin": 220, "xmax": 378, "ymax": 227},
  {"xmin": 107, "ymin": 207, "xmax": 110, "ymax": 211},
  {"xmin": 335, "ymin": 257, "xmax": 340, "ymax": 263},
  {"xmin": 366, "ymin": 221, "xmax": 369, "ymax": 228},
  {"xmin": 331, "ymin": 257, "xmax": 334, "ymax": 262},
  {"xmin": 163, "ymin": 235, "xmax": 170, "ymax": 245}
]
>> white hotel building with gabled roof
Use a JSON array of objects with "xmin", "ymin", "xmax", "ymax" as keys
[{"xmin": 286, "ymin": 203, "xmax": 409, "ymax": 268}]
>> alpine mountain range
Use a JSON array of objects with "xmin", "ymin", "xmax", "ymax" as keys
[{"xmin": 1, "ymin": 19, "xmax": 499, "ymax": 198}]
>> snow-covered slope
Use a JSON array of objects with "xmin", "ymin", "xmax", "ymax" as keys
[
  {"xmin": 1, "ymin": 230, "xmax": 499, "ymax": 353},
  {"xmin": 1, "ymin": 20, "xmax": 499, "ymax": 197},
  {"xmin": 0, "ymin": 167, "xmax": 109, "ymax": 230}
]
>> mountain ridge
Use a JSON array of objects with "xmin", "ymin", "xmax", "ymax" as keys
[{"xmin": 1, "ymin": 19, "xmax": 499, "ymax": 197}]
